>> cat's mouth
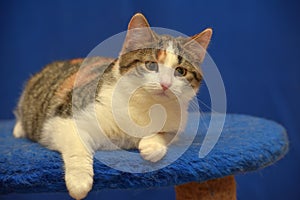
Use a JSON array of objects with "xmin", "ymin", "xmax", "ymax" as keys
[
  {"xmin": 142, "ymin": 87, "xmax": 177, "ymax": 100},
  {"xmin": 153, "ymin": 89, "xmax": 175, "ymax": 99},
  {"xmin": 156, "ymin": 91, "xmax": 168, "ymax": 97}
]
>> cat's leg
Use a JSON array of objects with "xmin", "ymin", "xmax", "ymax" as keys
[
  {"xmin": 63, "ymin": 147, "xmax": 93, "ymax": 200},
  {"xmin": 41, "ymin": 117, "xmax": 94, "ymax": 200},
  {"xmin": 138, "ymin": 132, "xmax": 175, "ymax": 162},
  {"xmin": 13, "ymin": 120, "xmax": 25, "ymax": 138}
]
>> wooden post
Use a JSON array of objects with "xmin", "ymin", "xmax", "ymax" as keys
[{"xmin": 175, "ymin": 176, "xmax": 236, "ymax": 200}]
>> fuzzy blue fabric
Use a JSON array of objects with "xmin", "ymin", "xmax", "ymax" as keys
[{"xmin": 0, "ymin": 113, "xmax": 288, "ymax": 194}]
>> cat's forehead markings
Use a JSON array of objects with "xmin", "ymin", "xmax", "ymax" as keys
[
  {"xmin": 163, "ymin": 41, "xmax": 178, "ymax": 67},
  {"xmin": 166, "ymin": 41, "xmax": 175, "ymax": 53}
]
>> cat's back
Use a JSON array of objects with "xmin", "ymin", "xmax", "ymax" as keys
[
  {"xmin": 14, "ymin": 57, "xmax": 113, "ymax": 141},
  {"xmin": 24, "ymin": 59, "xmax": 81, "ymax": 101}
]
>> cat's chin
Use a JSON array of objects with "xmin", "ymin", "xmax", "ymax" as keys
[
  {"xmin": 150, "ymin": 90, "xmax": 177, "ymax": 101},
  {"xmin": 154, "ymin": 92, "xmax": 169, "ymax": 99}
]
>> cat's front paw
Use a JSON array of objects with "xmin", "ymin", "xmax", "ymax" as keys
[
  {"xmin": 139, "ymin": 140, "xmax": 167, "ymax": 162},
  {"xmin": 65, "ymin": 170, "xmax": 93, "ymax": 200}
]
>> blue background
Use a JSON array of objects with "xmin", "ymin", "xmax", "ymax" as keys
[{"xmin": 1, "ymin": 0, "xmax": 299, "ymax": 199}]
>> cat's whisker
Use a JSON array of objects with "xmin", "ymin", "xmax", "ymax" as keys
[
  {"xmin": 188, "ymin": 100, "xmax": 200, "ymax": 111},
  {"xmin": 197, "ymin": 98, "xmax": 221, "ymax": 113},
  {"xmin": 198, "ymin": 108, "xmax": 210, "ymax": 133}
]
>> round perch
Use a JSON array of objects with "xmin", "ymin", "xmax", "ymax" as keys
[{"xmin": 0, "ymin": 113, "xmax": 288, "ymax": 199}]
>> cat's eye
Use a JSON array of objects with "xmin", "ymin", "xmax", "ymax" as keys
[
  {"xmin": 145, "ymin": 62, "xmax": 159, "ymax": 72},
  {"xmin": 174, "ymin": 67, "xmax": 187, "ymax": 77}
]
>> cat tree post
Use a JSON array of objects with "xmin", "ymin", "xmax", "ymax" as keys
[
  {"xmin": 175, "ymin": 176, "xmax": 236, "ymax": 200},
  {"xmin": 0, "ymin": 114, "xmax": 288, "ymax": 199}
]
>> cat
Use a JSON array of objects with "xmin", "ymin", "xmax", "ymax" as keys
[{"xmin": 13, "ymin": 13, "xmax": 212, "ymax": 200}]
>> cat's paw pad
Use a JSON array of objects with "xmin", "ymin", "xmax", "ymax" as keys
[
  {"xmin": 139, "ymin": 141, "xmax": 167, "ymax": 162},
  {"xmin": 65, "ymin": 171, "xmax": 93, "ymax": 200}
]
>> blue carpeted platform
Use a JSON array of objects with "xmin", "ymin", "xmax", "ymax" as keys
[{"xmin": 0, "ymin": 113, "xmax": 288, "ymax": 194}]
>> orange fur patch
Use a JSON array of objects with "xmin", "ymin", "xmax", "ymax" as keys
[
  {"xmin": 157, "ymin": 50, "xmax": 167, "ymax": 63},
  {"xmin": 55, "ymin": 73, "xmax": 77, "ymax": 99},
  {"xmin": 55, "ymin": 58, "xmax": 114, "ymax": 101},
  {"xmin": 70, "ymin": 58, "xmax": 84, "ymax": 65}
]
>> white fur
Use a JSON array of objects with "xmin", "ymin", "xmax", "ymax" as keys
[
  {"xmin": 13, "ymin": 120, "xmax": 25, "ymax": 138},
  {"xmin": 37, "ymin": 59, "xmax": 193, "ymax": 199},
  {"xmin": 138, "ymin": 132, "xmax": 175, "ymax": 162},
  {"xmin": 41, "ymin": 117, "xmax": 93, "ymax": 200},
  {"xmin": 164, "ymin": 41, "xmax": 178, "ymax": 67}
]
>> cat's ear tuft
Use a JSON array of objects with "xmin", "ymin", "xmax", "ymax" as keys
[
  {"xmin": 184, "ymin": 28, "xmax": 213, "ymax": 63},
  {"xmin": 189, "ymin": 28, "xmax": 213, "ymax": 50},
  {"xmin": 121, "ymin": 13, "xmax": 156, "ymax": 55},
  {"xmin": 128, "ymin": 13, "xmax": 151, "ymax": 30}
]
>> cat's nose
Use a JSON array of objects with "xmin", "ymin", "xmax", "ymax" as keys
[{"xmin": 160, "ymin": 82, "xmax": 171, "ymax": 91}]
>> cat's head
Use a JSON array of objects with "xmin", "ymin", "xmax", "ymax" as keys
[{"xmin": 118, "ymin": 13, "xmax": 212, "ymax": 102}]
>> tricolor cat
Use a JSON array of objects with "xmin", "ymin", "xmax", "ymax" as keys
[{"xmin": 13, "ymin": 13, "xmax": 212, "ymax": 199}]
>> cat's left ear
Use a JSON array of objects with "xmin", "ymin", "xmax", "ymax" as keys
[
  {"xmin": 121, "ymin": 13, "xmax": 157, "ymax": 54},
  {"xmin": 184, "ymin": 28, "xmax": 213, "ymax": 62}
]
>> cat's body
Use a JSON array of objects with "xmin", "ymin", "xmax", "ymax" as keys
[{"xmin": 13, "ymin": 13, "xmax": 212, "ymax": 199}]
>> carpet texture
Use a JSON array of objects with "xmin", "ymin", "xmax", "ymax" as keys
[{"xmin": 0, "ymin": 113, "xmax": 288, "ymax": 194}]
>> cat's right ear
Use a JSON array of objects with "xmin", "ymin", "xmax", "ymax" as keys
[
  {"xmin": 184, "ymin": 28, "xmax": 213, "ymax": 63},
  {"xmin": 121, "ymin": 13, "xmax": 157, "ymax": 54}
]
